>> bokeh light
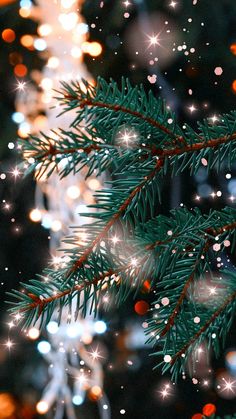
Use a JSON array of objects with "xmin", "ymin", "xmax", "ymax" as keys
[
  {"xmin": 14, "ymin": 64, "xmax": 27, "ymax": 77},
  {"xmin": 1, "ymin": 28, "xmax": 15, "ymax": 43}
]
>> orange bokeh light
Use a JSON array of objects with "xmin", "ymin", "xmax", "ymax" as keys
[
  {"xmin": 14, "ymin": 64, "xmax": 27, "ymax": 77},
  {"xmin": 142, "ymin": 279, "xmax": 151, "ymax": 293},
  {"xmin": 134, "ymin": 300, "xmax": 149, "ymax": 315},
  {"xmin": 192, "ymin": 415, "xmax": 203, "ymax": 419},
  {"xmin": 232, "ymin": 80, "xmax": 236, "ymax": 93},
  {"xmin": 0, "ymin": 393, "xmax": 16, "ymax": 419},
  {"xmin": 0, "ymin": 0, "xmax": 15, "ymax": 6},
  {"xmin": 230, "ymin": 43, "xmax": 236, "ymax": 55},
  {"xmin": 202, "ymin": 403, "xmax": 216, "ymax": 417},
  {"xmin": 20, "ymin": 34, "xmax": 34, "ymax": 49},
  {"xmin": 2, "ymin": 28, "xmax": 15, "ymax": 43},
  {"xmin": 88, "ymin": 385, "xmax": 102, "ymax": 401}
]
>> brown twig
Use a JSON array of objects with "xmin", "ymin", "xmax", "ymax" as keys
[
  {"xmin": 65, "ymin": 96, "xmax": 186, "ymax": 145},
  {"xmin": 22, "ymin": 219, "xmax": 236, "ymax": 316},
  {"xmin": 66, "ymin": 158, "xmax": 164, "ymax": 276},
  {"xmin": 22, "ymin": 267, "xmax": 126, "ymax": 314},
  {"xmin": 30, "ymin": 130, "xmax": 236, "ymax": 167}
]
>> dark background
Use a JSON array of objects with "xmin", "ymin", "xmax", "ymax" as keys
[{"xmin": 0, "ymin": 1, "xmax": 236, "ymax": 418}]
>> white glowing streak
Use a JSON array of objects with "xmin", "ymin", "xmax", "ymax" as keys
[
  {"xmin": 88, "ymin": 348, "xmax": 103, "ymax": 361},
  {"xmin": 12, "ymin": 167, "xmax": 20, "ymax": 178},
  {"xmin": 77, "ymin": 373, "xmax": 87, "ymax": 384},
  {"xmin": 16, "ymin": 81, "xmax": 26, "ymax": 91},
  {"xmin": 211, "ymin": 115, "xmax": 218, "ymax": 123},
  {"xmin": 121, "ymin": 130, "xmax": 131, "ymax": 144},
  {"xmin": 111, "ymin": 235, "xmax": 119, "ymax": 244},
  {"xmin": 188, "ymin": 105, "xmax": 196, "ymax": 113},
  {"xmin": 131, "ymin": 258, "xmax": 137, "ymax": 267},
  {"xmin": 159, "ymin": 384, "xmax": 171, "ymax": 399},
  {"xmin": 222, "ymin": 377, "xmax": 236, "ymax": 393},
  {"xmin": 147, "ymin": 33, "xmax": 161, "ymax": 48},
  {"xmin": 209, "ymin": 287, "xmax": 217, "ymax": 295},
  {"xmin": 5, "ymin": 339, "xmax": 14, "ymax": 349}
]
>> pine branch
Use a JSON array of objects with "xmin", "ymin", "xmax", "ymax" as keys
[
  {"xmin": 63, "ymin": 91, "xmax": 186, "ymax": 145},
  {"xmin": 67, "ymin": 158, "xmax": 164, "ymax": 275},
  {"xmin": 148, "ymin": 269, "xmax": 236, "ymax": 380},
  {"xmin": 9, "ymin": 77, "xmax": 236, "ymax": 380},
  {"xmin": 170, "ymin": 288, "xmax": 236, "ymax": 366},
  {"xmin": 159, "ymin": 220, "xmax": 236, "ymax": 337},
  {"xmin": 21, "ymin": 79, "xmax": 236, "ymax": 179}
]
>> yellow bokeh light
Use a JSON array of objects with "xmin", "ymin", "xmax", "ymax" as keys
[
  {"xmin": 20, "ymin": 34, "xmax": 34, "ymax": 48},
  {"xmin": 28, "ymin": 327, "xmax": 40, "ymax": 340},
  {"xmin": 71, "ymin": 46, "xmax": 82, "ymax": 58},
  {"xmin": 29, "ymin": 208, "xmax": 42, "ymax": 223},
  {"xmin": 34, "ymin": 115, "xmax": 48, "ymax": 130},
  {"xmin": 36, "ymin": 401, "xmax": 49, "ymax": 414},
  {"xmin": 81, "ymin": 41, "xmax": 90, "ymax": 53},
  {"xmin": 89, "ymin": 385, "xmax": 103, "ymax": 401},
  {"xmin": 19, "ymin": 7, "xmax": 31, "ymax": 18},
  {"xmin": 61, "ymin": 0, "xmax": 76, "ymax": 8},
  {"xmin": 88, "ymin": 178, "xmax": 101, "ymax": 191},
  {"xmin": 88, "ymin": 42, "xmax": 103, "ymax": 57},
  {"xmin": 81, "ymin": 333, "xmax": 93, "ymax": 344},
  {"xmin": 67, "ymin": 185, "xmax": 80, "ymax": 199},
  {"xmin": 58, "ymin": 12, "xmax": 78, "ymax": 31},
  {"xmin": 18, "ymin": 123, "xmax": 31, "ymax": 138},
  {"xmin": 51, "ymin": 219, "xmax": 62, "ymax": 232},
  {"xmin": 38, "ymin": 24, "xmax": 52, "ymax": 37},
  {"xmin": 47, "ymin": 56, "xmax": 60, "ymax": 69},
  {"xmin": 41, "ymin": 78, "xmax": 53, "ymax": 91}
]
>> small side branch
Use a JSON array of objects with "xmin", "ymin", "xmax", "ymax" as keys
[
  {"xmin": 155, "ymin": 221, "xmax": 236, "ymax": 337},
  {"xmin": 170, "ymin": 290, "xmax": 236, "ymax": 365},
  {"xmin": 65, "ymin": 96, "xmax": 186, "ymax": 145}
]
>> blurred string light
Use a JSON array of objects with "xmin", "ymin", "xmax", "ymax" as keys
[
  {"xmin": 37, "ymin": 340, "xmax": 51, "ymax": 354},
  {"xmin": 14, "ymin": 1, "xmax": 108, "ymax": 418},
  {"xmin": 35, "ymin": 310, "xmax": 109, "ymax": 417}
]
